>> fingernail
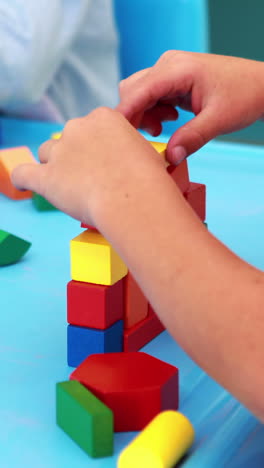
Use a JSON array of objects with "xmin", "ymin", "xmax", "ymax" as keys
[{"xmin": 170, "ymin": 146, "xmax": 187, "ymax": 165}]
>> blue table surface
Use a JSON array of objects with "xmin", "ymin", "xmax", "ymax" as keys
[{"xmin": 1, "ymin": 117, "xmax": 264, "ymax": 467}]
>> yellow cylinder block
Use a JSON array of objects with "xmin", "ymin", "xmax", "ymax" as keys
[{"xmin": 118, "ymin": 411, "xmax": 195, "ymax": 468}]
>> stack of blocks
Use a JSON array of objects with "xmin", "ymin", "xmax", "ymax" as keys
[
  {"xmin": 67, "ymin": 140, "xmax": 206, "ymax": 367},
  {"xmin": 67, "ymin": 229, "xmax": 127, "ymax": 367},
  {"xmin": 58, "ymin": 139, "xmax": 204, "ymax": 460}
]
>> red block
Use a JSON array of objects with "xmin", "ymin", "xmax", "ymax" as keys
[
  {"xmin": 67, "ymin": 279, "xmax": 124, "ymax": 329},
  {"xmin": 184, "ymin": 182, "xmax": 206, "ymax": 221},
  {"xmin": 123, "ymin": 306, "xmax": 165, "ymax": 352},
  {"xmin": 167, "ymin": 159, "xmax": 190, "ymax": 193},
  {"xmin": 80, "ymin": 223, "xmax": 98, "ymax": 231},
  {"xmin": 124, "ymin": 272, "xmax": 148, "ymax": 329},
  {"xmin": 70, "ymin": 352, "xmax": 179, "ymax": 432}
]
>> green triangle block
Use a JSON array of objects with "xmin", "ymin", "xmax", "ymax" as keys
[
  {"xmin": 56, "ymin": 381, "xmax": 113, "ymax": 458},
  {"xmin": 0, "ymin": 229, "xmax": 31, "ymax": 266},
  {"xmin": 32, "ymin": 193, "xmax": 57, "ymax": 211}
]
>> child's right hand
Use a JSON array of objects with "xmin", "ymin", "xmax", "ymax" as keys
[{"xmin": 117, "ymin": 52, "xmax": 264, "ymax": 164}]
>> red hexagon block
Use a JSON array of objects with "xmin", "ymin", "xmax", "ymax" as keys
[{"xmin": 70, "ymin": 352, "xmax": 179, "ymax": 432}]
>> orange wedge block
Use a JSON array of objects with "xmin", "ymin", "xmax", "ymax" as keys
[{"xmin": 0, "ymin": 146, "xmax": 36, "ymax": 200}]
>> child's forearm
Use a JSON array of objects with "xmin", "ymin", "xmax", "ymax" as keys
[{"xmin": 93, "ymin": 162, "xmax": 264, "ymax": 421}]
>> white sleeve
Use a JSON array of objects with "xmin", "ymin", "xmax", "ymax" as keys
[{"xmin": 0, "ymin": 0, "xmax": 92, "ymax": 105}]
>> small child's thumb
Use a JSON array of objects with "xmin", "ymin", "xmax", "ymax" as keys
[{"xmin": 167, "ymin": 108, "xmax": 219, "ymax": 164}]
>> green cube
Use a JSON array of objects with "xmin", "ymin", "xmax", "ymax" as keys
[
  {"xmin": 32, "ymin": 193, "xmax": 57, "ymax": 211},
  {"xmin": 0, "ymin": 229, "xmax": 31, "ymax": 266},
  {"xmin": 56, "ymin": 380, "xmax": 113, "ymax": 458}
]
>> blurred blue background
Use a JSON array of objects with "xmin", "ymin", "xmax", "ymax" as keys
[
  {"xmin": 114, "ymin": 0, "xmax": 264, "ymax": 144},
  {"xmin": 114, "ymin": 0, "xmax": 208, "ymax": 136}
]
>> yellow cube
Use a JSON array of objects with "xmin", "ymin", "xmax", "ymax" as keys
[
  {"xmin": 118, "ymin": 411, "xmax": 195, "ymax": 468},
  {"xmin": 70, "ymin": 230, "xmax": 128, "ymax": 286},
  {"xmin": 51, "ymin": 132, "xmax": 62, "ymax": 140},
  {"xmin": 149, "ymin": 141, "xmax": 169, "ymax": 166}
]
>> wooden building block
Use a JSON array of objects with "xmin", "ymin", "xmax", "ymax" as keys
[
  {"xmin": 118, "ymin": 411, "xmax": 195, "ymax": 467},
  {"xmin": 184, "ymin": 182, "xmax": 206, "ymax": 221},
  {"xmin": 80, "ymin": 222, "xmax": 98, "ymax": 231},
  {"xmin": 56, "ymin": 380, "xmax": 113, "ymax": 458},
  {"xmin": 149, "ymin": 141, "xmax": 167, "ymax": 160},
  {"xmin": 51, "ymin": 132, "xmax": 62, "ymax": 140},
  {"xmin": 0, "ymin": 146, "xmax": 36, "ymax": 199},
  {"xmin": 124, "ymin": 272, "xmax": 148, "ymax": 329},
  {"xmin": 67, "ymin": 278, "xmax": 124, "ymax": 329},
  {"xmin": 167, "ymin": 160, "xmax": 190, "ymax": 194},
  {"xmin": 67, "ymin": 320, "xmax": 123, "ymax": 367},
  {"xmin": 123, "ymin": 306, "xmax": 165, "ymax": 352},
  {"xmin": 0, "ymin": 229, "xmax": 31, "ymax": 266},
  {"xmin": 70, "ymin": 230, "xmax": 128, "ymax": 285},
  {"xmin": 70, "ymin": 352, "xmax": 178, "ymax": 432},
  {"xmin": 32, "ymin": 193, "xmax": 57, "ymax": 211}
]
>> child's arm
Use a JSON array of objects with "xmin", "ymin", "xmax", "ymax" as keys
[
  {"xmin": 117, "ymin": 52, "xmax": 264, "ymax": 164},
  {"xmin": 11, "ymin": 108, "xmax": 264, "ymax": 421},
  {"xmin": 0, "ymin": 0, "xmax": 92, "ymax": 106}
]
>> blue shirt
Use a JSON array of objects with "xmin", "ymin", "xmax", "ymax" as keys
[{"xmin": 0, "ymin": 0, "xmax": 120, "ymax": 121}]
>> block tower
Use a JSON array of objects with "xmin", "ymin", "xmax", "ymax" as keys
[{"xmin": 67, "ymin": 141, "xmax": 206, "ymax": 367}]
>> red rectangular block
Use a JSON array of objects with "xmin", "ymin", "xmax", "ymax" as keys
[
  {"xmin": 167, "ymin": 159, "xmax": 190, "ymax": 193},
  {"xmin": 67, "ymin": 278, "xmax": 124, "ymax": 329},
  {"xmin": 184, "ymin": 182, "xmax": 206, "ymax": 221},
  {"xmin": 123, "ymin": 306, "xmax": 165, "ymax": 352},
  {"xmin": 124, "ymin": 272, "xmax": 148, "ymax": 329},
  {"xmin": 80, "ymin": 223, "xmax": 98, "ymax": 231}
]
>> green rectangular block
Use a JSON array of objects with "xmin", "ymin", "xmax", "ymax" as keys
[
  {"xmin": 56, "ymin": 380, "xmax": 113, "ymax": 458},
  {"xmin": 33, "ymin": 193, "xmax": 57, "ymax": 211}
]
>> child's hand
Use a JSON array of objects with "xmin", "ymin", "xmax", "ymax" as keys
[
  {"xmin": 11, "ymin": 108, "xmax": 165, "ymax": 225},
  {"xmin": 117, "ymin": 52, "xmax": 264, "ymax": 164}
]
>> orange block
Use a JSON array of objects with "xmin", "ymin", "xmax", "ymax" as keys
[
  {"xmin": 0, "ymin": 146, "xmax": 36, "ymax": 200},
  {"xmin": 167, "ymin": 160, "xmax": 190, "ymax": 194},
  {"xmin": 124, "ymin": 272, "xmax": 148, "ymax": 329}
]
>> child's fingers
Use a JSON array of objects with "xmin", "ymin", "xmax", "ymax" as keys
[
  {"xmin": 166, "ymin": 105, "xmax": 221, "ymax": 164},
  {"xmin": 38, "ymin": 139, "xmax": 57, "ymax": 163},
  {"xmin": 140, "ymin": 104, "xmax": 178, "ymax": 135},
  {"xmin": 11, "ymin": 163, "xmax": 46, "ymax": 194},
  {"xmin": 117, "ymin": 66, "xmax": 191, "ymax": 122},
  {"xmin": 119, "ymin": 68, "xmax": 150, "ymax": 92}
]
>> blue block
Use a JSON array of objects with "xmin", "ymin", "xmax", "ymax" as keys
[{"xmin": 67, "ymin": 320, "xmax": 124, "ymax": 367}]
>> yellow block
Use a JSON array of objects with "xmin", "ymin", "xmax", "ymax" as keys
[
  {"xmin": 51, "ymin": 132, "xmax": 62, "ymax": 140},
  {"xmin": 70, "ymin": 230, "xmax": 128, "ymax": 286},
  {"xmin": 118, "ymin": 411, "xmax": 195, "ymax": 468},
  {"xmin": 149, "ymin": 141, "xmax": 169, "ymax": 166}
]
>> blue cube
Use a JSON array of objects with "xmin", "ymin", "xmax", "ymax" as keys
[{"xmin": 67, "ymin": 320, "xmax": 123, "ymax": 367}]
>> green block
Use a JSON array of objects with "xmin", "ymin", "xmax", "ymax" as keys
[
  {"xmin": 0, "ymin": 229, "xmax": 31, "ymax": 266},
  {"xmin": 56, "ymin": 381, "xmax": 113, "ymax": 458},
  {"xmin": 32, "ymin": 193, "xmax": 57, "ymax": 211}
]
